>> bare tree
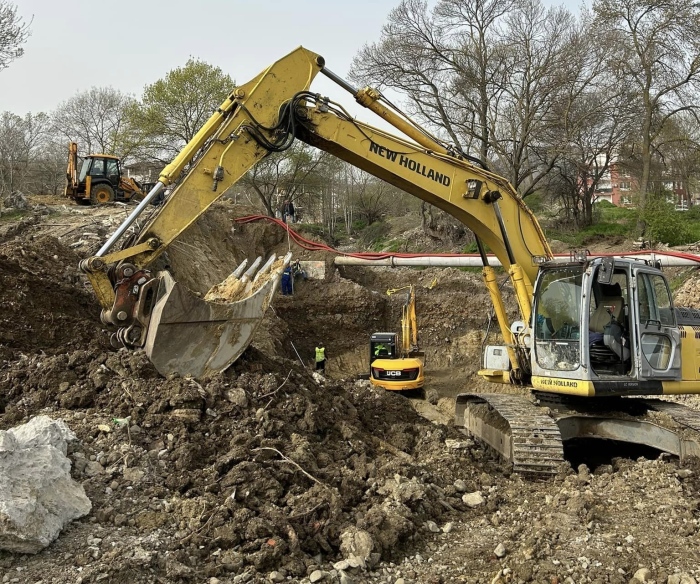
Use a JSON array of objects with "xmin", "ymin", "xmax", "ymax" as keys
[
  {"xmin": 353, "ymin": 177, "xmax": 392, "ymax": 225},
  {"xmin": 541, "ymin": 11, "xmax": 638, "ymax": 226},
  {"xmin": 593, "ymin": 0, "xmax": 700, "ymax": 211},
  {"xmin": 0, "ymin": 111, "xmax": 48, "ymax": 196},
  {"xmin": 52, "ymin": 87, "xmax": 135, "ymax": 157},
  {"xmin": 0, "ymin": 1, "xmax": 30, "ymax": 72},
  {"xmin": 240, "ymin": 143, "xmax": 328, "ymax": 217},
  {"xmin": 32, "ymin": 137, "xmax": 68, "ymax": 195},
  {"xmin": 351, "ymin": 0, "xmax": 578, "ymax": 198},
  {"xmin": 654, "ymin": 113, "xmax": 700, "ymax": 206}
]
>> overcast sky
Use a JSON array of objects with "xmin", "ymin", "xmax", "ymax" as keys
[
  {"xmin": 1, "ymin": 0, "xmax": 401, "ymax": 116},
  {"xmin": 3, "ymin": 0, "xmax": 581, "ymax": 118}
]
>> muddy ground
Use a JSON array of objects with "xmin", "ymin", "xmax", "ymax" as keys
[{"xmin": 1, "ymin": 197, "xmax": 700, "ymax": 583}]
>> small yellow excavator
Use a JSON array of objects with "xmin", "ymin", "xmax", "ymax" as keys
[
  {"xmin": 370, "ymin": 286, "xmax": 425, "ymax": 392},
  {"xmin": 64, "ymin": 142, "xmax": 146, "ymax": 205}
]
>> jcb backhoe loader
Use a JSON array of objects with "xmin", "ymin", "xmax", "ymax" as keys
[
  {"xmin": 65, "ymin": 142, "xmax": 146, "ymax": 205},
  {"xmin": 82, "ymin": 47, "xmax": 700, "ymax": 472},
  {"xmin": 370, "ymin": 286, "xmax": 425, "ymax": 392}
]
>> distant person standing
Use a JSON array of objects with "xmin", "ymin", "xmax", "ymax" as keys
[
  {"xmin": 282, "ymin": 199, "xmax": 295, "ymax": 223},
  {"xmin": 280, "ymin": 264, "xmax": 293, "ymax": 295},
  {"xmin": 315, "ymin": 342, "xmax": 326, "ymax": 373}
]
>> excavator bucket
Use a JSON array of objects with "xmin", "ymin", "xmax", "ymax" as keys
[{"xmin": 142, "ymin": 252, "xmax": 292, "ymax": 378}]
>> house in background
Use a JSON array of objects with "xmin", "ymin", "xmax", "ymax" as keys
[
  {"xmin": 593, "ymin": 160, "xmax": 690, "ymax": 209},
  {"xmin": 123, "ymin": 161, "xmax": 163, "ymax": 191}
]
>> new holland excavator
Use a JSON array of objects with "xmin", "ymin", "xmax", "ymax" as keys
[
  {"xmin": 370, "ymin": 286, "xmax": 425, "ymax": 392},
  {"xmin": 82, "ymin": 46, "xmax": 700, "ymax": 473}
]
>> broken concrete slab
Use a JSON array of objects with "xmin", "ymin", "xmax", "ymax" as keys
[{"xmin": 0, "ymin": 416, "xmax": 91, "ymax": 553}]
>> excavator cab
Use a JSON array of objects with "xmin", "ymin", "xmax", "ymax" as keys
[
  {"xmin": 370, "ymin": 333, "xmax": 397, "ymax": 361},
  {"xmin": 369, "ymin": 286, "xmax": 425, "ymax": 391},
  {"xmin": 369, "ymin": 331, "xmax": 424, "ymax": 390},
  {"xmin": 530, "ymin": 257, "xmax": 681, "ymax": 394}
]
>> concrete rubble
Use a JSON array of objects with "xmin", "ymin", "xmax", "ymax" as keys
[{"xmin": 0, "ymin": 416, "xmax": 91, "ymax": 553}]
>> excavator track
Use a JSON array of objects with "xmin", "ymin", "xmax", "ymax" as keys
[
  {"xmin": 644, "ymin": 399, "xmax": 700, "ymax": 433},
  {"xmin": 455, "ymin": 393, "xmax": 565, "ymax": 475},
  {"xmin": 457, "ymin": 393, "xmax": 700, "ymax": 476}
]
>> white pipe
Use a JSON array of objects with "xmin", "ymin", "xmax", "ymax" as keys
[{"xmin": 334, "ymin": 252, "xmax": 700, "ymax": 268}]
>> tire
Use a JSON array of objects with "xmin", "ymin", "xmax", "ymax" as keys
[{"xmin": 90, "ymin": 183, "xmax": 115, "ymax": 204}]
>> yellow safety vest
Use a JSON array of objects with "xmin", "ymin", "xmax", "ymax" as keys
[{"xmin": 315, "ymin": 347, "xmax": 325, "ymax": 362}]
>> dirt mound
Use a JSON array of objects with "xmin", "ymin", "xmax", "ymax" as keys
[
  {"xmin": 0, "ymin": 215, "xmax": 487, "ymax": 582},
  {"xmin": 674, "ymin": 275, "xmax": 700, "ymax": 308},
  {"xmin": 0, "ymin": 234, "xmax": 108, "ymax": 361},
  {"xmin": 1, "ymin": 344, "xmax": 483, "ymax": 581}
]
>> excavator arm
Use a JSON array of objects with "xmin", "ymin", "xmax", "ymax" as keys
[
  {"xmin": 65, "ymin": 142, "xmax": 78, "ymax": 196},
  {"xmin": 387, "ymin": 286, "xmax": 419, "ymax": 359},
  {"xmin": 82, "ymin": 46, "xmax": 550, "ymax": 380}
]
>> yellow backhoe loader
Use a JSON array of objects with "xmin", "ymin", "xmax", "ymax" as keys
[
  {"xmin": 65, "ymin": 142, "xmax": 147, "ymax": 205},
  {"xmin": 370, "ymin": 286, "xmax": 425, "ymax": 392},
  {"xmin": 82, "ymin": 47, "xmax": 700, "ymax": 473}
]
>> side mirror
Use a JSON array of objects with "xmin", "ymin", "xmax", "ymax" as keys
[{"xmin": 597, "ymin": 257, "xmax": 614, "ymax": 284}]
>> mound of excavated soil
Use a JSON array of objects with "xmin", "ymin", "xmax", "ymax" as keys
[
  {"xmin": 4, "ymin": 200, "xmax": 700, "ymax": 583},
  {"xmin": 674, "ymin": 275, "xmax": 700, "ymax": 308},
  {"xmin": 0, "ymin": 235, "xmax": 109, "ymax": 363}
]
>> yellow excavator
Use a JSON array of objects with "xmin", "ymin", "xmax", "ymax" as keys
[
  {"xmin": 82, "ymin": 47, "xmax": 700, "ymax": 473},
  {"xmin": 370, "ymin": 286, "xmax": 425, "ymax": 392},
  {"xmin": 65, "ymin": 142, "xmax": 147, "ymax": 205}
]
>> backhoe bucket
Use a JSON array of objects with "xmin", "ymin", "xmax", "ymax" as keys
[{"xmin": 143, "ymin": 253, "xmax": 291, "ymax": 378}]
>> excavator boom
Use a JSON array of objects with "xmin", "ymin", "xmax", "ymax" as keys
[{"xmin": 83, "ymin": 45, "xmax": 546, "ymax": 380}]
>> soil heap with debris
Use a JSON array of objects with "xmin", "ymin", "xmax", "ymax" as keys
[{"xmin": 2, "ymin": 202, "xmax": 700, "ymax": 584}]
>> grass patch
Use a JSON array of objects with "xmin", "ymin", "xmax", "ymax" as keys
[{"xmin": 0, "ymin": 209, "xmax": 30, "ymax": 222}]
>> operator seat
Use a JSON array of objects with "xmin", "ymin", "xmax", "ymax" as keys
[
  {"xmin": 590, "ymin": 282, "xmax": 625, "ymax": 333},
  {"xmin": 589, "ymin": 282, "xmax": 630, "ymax": 367}
]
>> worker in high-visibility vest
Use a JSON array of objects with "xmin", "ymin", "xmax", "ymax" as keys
[{"xmin": 315, "ymin": 342, "xmax": 326, "ymax": 372}]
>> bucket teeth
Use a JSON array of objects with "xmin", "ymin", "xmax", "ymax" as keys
[
  {"xmin": 254, "ymin": 254, "xmax": 278, "ymax": 282},
  {"xmin": 242, "ymin": 256, "xmax": 263, "ymax": 282},
  {"xmin": 142, "ymin": 252, "xmax": 292, "ymax": 378},
  {"xmin": 232, "ymin": 259, "xmax": 248, "ymax": 278}
]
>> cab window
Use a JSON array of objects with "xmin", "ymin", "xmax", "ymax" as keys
[
  {"xmin": 534, "ymin": 268, "xmax": 582, "ymax": 371},
  {"xmin": 105, "ymin": 159, "xmax": 119, "ymax": 177},
  {"xmin": 638, "ymin": 273, "xmax": 675, "ymax": 326},
  {"xmin": 89, "ymin": 159, "xmax": 105, "ymax": 176}
]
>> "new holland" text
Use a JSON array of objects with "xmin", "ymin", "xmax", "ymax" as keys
[{"xmin": 368, "ymin": 141, "xmax": 451, "ymax": 187}]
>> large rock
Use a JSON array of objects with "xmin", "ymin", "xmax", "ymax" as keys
[
  {"xmin": 339, "ymin": 527, "xmax": 375, "ymax": 564},
  {"xmin": 1, "ymin": 190, "xmax": 29, "ymax": 211},
  {"xmin": 0, "ymin": 416, "xmax": 91, "ymax": 553}
]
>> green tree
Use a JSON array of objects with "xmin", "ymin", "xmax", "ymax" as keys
[
  {"xmin": 128, "ymin": 58, "xmax": 234, "ymax": 162},
  {"xmin": 0, "ymin": 1, "xmax": 30, "ymax": 72},
  {"xmin": 640, "ymin": 196, "xmax": 691, "ymax": 246}
]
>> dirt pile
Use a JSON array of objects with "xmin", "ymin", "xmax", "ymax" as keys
[
  {"xmin": 0, "ymin": 223, "xmax": 486, "ymax": 582},
  {"xmin": 673, "ymin": 275, "xmax": 700, "ymax": 308},
  {"xmin": 0, "ymin": 234, "xmax": 108, "ymax": 365},
  {"xmin": 1, "ymin": 349, "xmax": 483, "ymax": 583},
  {"xmin": 3, "ymin": 199, "xmax": 700, "ymax": 583}
]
